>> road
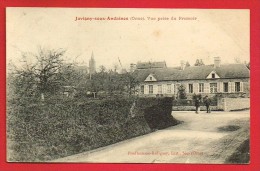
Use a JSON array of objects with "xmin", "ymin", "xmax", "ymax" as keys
[{"xmin": 53, "ymin": 110, "xmax": 249, "ymax": 163}]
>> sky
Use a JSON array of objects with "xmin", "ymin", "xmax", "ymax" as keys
[{"xmin": 6, "ymin": 8, "xmax": 249, "ymax": 71}]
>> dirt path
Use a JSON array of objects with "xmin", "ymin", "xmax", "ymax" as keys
[{"xmin": 53, "ymin": 110, "xmax": 249, "ymax": 163}]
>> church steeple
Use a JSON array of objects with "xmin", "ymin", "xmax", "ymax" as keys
[
  {"xmin": 91, "ymin": 51, "xmax": 94, "ymax": 60},
  {"xmin": 89, "ymin": 51, "xmax": 96, "ymax": 77}
]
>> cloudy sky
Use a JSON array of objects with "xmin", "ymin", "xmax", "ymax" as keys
[{"xmin": 6, "ymin": 8, "xmax": 249, "ymax": 70}]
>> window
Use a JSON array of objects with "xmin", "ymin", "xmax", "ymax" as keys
[
  {"xmin": 188, "ymin": 84, "xmax": 193, "ymax": 93},
  {"xmin": 235, "ymin": 82, "xmax": 240, "ymax": 92},
  {"xmin": 158, "ymin": 85, "xmax": 162, "ymax": 94},
  {"xmin": 223, "ymin": 82, "xmax": 228, "ymax": 92},
  {"xmin": 149, "ymin": 85, "xmax": 153, "ymax": 94},
  {"xmin": 150, "ymin": 76, "xmax": 152, "ymax": 81},
  {"xmin": 140, "ymin": 85, "xmax": 144, "ymax": 94},
  {"xmin": 210, "ymin": 83, "xmax": 217, "ymax": 93},
  {"xmin": 212, "ymin": 73, "xmax": 215, "ymax": 78},
  {"xmin": 199, "ymin": 83, "xmax": 204, "ymax": 93},
  {"xmin": 167, "ymin": 84, "xmax": 171, "ymax": 94}
]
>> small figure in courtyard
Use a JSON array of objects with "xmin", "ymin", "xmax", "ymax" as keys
[
  {"xmin": 204, "ymin": 95, "xmax": 212, "ymax": 113},
  {"xmin": 194, "ymin": 97, "xmax": 201, "ymax": 114}
]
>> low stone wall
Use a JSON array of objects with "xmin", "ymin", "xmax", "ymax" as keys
[
  {"xmin": 172, "ymin": 106, "xmax": 219, "ymax": 111},
  {"xmin": 172, "ymin": 98, "xmax": 249, "ymax": 111},
  {"xmin": 219, "ymin": 98, "xmax": 250, "ymax": 111}
]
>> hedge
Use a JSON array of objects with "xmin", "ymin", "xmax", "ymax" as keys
[{"xmin": 7, "ymin": 96, "xmax": 179, "ymax": 161}]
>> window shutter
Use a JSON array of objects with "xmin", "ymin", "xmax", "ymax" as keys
[
  {"xmin": 144, "ymin": 85, "xmax": 148, "ymax": 94},
  {"xmin": 204, "ymin": 83, "xmax": 209, "ymax": 93},
  {"xmin": 162, "ymin": 84, "xmax": 166, "ymax": 94},
  {"xmin": 240, "ymin": 82, "xmax": 243, "ymax": 92},
  {"xmin": 219, "ymin": 82, "xmax": 223, "ymax": 92},
  {"xmin": 170, "ymin": 84, "xmax": 173, "ymax": 94},
  {"xmin": 154, "ymin": 84, "xmax": 158, "ymax": 94},
  {"xmin": 228, "ymin": 82, "xmax": 232, "ymax": 93},
  {"xmin": 172, "ymin": 84, "xmax": 175, "ymax": 94},
  {"xmin": 231, "ymin": 82, "xmax": 235, "ymax": 92},
  {"xmin": 194, "ymin": 83, "xmax": 198, "ymax": 93}
]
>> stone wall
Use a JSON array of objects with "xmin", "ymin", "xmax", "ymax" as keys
[
  {"xmin": 172, "ymin": 106, "xmax": 219, "ymax": 111},
  {"xmin": 218, "ymin": 98, "xmax": 250, "ymax": 111},
  {"xmin": 172, "ymin": 98, "xmax": 250, "ymax": 111}
]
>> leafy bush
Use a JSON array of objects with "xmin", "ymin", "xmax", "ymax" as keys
[
  {"xmin": 178, "ymin": 84, "xmax": 187, "ymax": 99},
  {"xmin": 132, "ymin": 97, "xmax": 179, "ymax": 129}
]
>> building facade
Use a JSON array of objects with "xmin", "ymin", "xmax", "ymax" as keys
[{"xmin": 134, "ymin": 58, "xmax": 250, "ymax": 99}]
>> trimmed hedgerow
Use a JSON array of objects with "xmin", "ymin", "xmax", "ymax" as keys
[
  {"xmin": 7, "ymin": 97, "xmax": 178, "ymax": 161},
  {"xmin": 130, "ymin": 97, "xmax": 179, "ymax": 130}
]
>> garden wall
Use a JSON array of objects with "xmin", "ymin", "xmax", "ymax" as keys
[
  {"xmin": 172, "ymin": 98, "xmax": 250, "ymax": 111},
  {"xmin": 218, "ymin": 98, "xmax": 250, "ymax": 111},
  {"xmin": 172, "ymin": 106, "xmax": 219, "ymax": 111}
]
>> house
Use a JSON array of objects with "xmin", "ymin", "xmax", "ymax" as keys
[
  {"xmin": 133, "ymin": 57, "xmax": 250, "ymax": 99},
  {"xmin": 136, "ymin": 61, "xmax": 167, "ymax": 69}
]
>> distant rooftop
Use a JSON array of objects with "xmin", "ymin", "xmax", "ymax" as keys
[
  {"xmin": 136, "ymin": 61, "xmax": 167, "ymax": 69},
  {"xmin": 133, "ymin": 64, "xmax": 250, "ymax": 82}
]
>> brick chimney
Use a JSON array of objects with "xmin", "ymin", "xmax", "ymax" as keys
[
  {"xmin": 130, "ymin": 63, "xmax": 136, "ymax": 72},
  {"xmin": 214, "ymin": 57, "xmax": 221, "ymax": 68},
  {"xmin": 180, "ymin": 60, "xmax": 185, "ymax": 70}
]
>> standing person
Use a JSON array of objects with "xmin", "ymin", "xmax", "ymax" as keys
[
  {"xmin": 194, "ymin": 97, "xmax": 201, "ymax": 114},
  {"xmin": 204, "ymin": 95, "xmax": 211, "ymax": 113}
]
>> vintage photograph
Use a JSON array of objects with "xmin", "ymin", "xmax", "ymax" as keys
[{"xmin": 6, "ymin": 8, "xmax": 250, "ymax": 163}]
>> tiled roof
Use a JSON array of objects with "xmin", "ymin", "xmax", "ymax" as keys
[
  {"xmin": 133, "ymin": 64, "xmax": 249, "ymax": 82},
  {"xmin": 136, "ymin": 61, "xmax": 167, "ymax": 69}
]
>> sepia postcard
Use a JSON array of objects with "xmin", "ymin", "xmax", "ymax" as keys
[{"xmin": 6, "ymin": 8, "xmax": 250, "ymax": 164}]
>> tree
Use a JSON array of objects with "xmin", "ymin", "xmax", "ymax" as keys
[
  {"xmin": 234, "ymin": 57, "xmax": 241, "ymax": 64},
  {"xmin": 11, "ymin": 48, "xmax": 68, "ymax": 101},
  {"xmin": 199, "ymin": 59, "xmax": 204, "ymax": 65},
  {"xmin": 246, "ymin": 62, "xmax": 250, "ymax": 70},
  {"xmin": 178, "ymin": 84, "xmax": 187, "ymax": 99},
  {"xmin": 99, "ymin": 65, "xmax": 106, "ymax": 73},
  {"xmin": 84, "ymin": 69, "xmax": 139, "ymax": 97},
  {"xmin": 59, "ymin": 64, "xmax": 88, "ymax": 87},
  {"xmin": 185, "ymin": 61, "xmax": 191, "ymax": 67},
  {"xmin": 121, "ymin": 72, "xmax": 139, "ymax": 95},
  {"xmin": 192, "ymin": 93, "xmax": 202, "ymax": 100},
  {"xmin": 113, "ymin": 64, "xmax": 119, "ymax": 73},
  {"xmin": 194, "ymin": 59, "xmax": 205, "ymax": 66}
]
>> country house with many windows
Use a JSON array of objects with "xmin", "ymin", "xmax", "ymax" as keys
[{"xmin": 133, "ymin": 57, "xmax": 250, "ymax": 99}]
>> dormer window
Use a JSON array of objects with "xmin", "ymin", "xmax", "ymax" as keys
[
  {"xmin": 206, "ymin": 71, "xmax": 220, "ymax": 79},
  {"xmin": 145, "ymin": 74, "xmax": 157, "ymax": 82}
]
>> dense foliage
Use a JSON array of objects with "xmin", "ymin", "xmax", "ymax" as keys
[
  {"xmin": 177, "ymin": 84, "xmax": 187, "ymax": 99},
  {"xmin": 7, "ymin": 96, "xmax": 179, "ymax": 161},
  {"xmin": 7, "ymin": 97, "xmax": 150, "ymax": 161},
  {"xmin": 7, "ymin": 48, "xmax": 179, "ymax": 162}
]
